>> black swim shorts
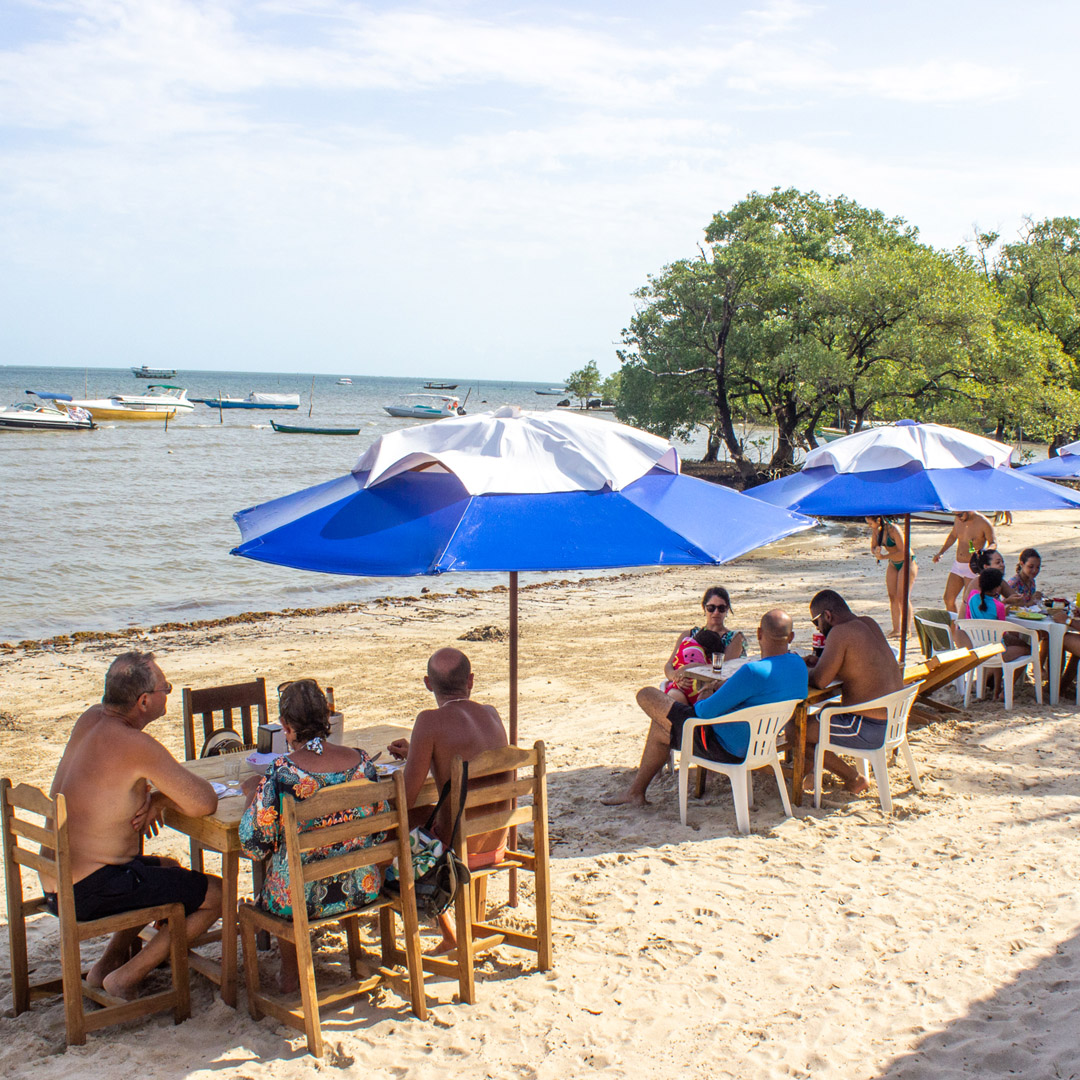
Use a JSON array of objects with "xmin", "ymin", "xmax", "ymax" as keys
[
  {"xmin": 44, "ymin": 855, "xmax": 209, "ymax": 922},
  {"xmin": 666, "ymin": 701, "xmax": 742, "ymax": 764}
]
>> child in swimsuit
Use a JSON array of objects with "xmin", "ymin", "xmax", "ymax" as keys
[{"xmin": 662, "ymin": 630, "xmax": 725, "ymax": 707}]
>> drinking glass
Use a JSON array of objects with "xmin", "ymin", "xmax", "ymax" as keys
[
  {"xmin": 224, "ymin": 758, "xmax": 242, "ymax": 795},
  {"xmin": 711, "ymin": 652, "xmax": 724, "ymax": 676}
]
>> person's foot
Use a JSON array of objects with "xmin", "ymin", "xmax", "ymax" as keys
[
  {"xmin": 600, "ymin": 790, "xmax": 648, "ymax": 806},
  {"xmin": 102, "ymin": 967, "xmax": 141, "ymax": 1001},
  {"xmin": 888, "ymin": 630, "xmax": 901, "ymax": 639},
  {"xmin": 86, "ymin": 952, "xmax": 129, "ymax": 989},
  {"xmin": 429, "ymin": 936, "xmax": 457, "ymax": 956},
  {"xmin": 844, "ymin": 776, "xmax": 870, "ymax": 795}
]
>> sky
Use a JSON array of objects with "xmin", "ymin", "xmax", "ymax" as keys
[{"xmin": 2, "ymin": 0, "xmax": 1078, "ymax": 381}]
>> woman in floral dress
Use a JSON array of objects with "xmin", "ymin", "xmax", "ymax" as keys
[{"xmin": 240, "ymin": 678, "xmax": 382, "ymax": 992}]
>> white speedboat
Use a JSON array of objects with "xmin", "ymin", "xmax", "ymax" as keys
[
  {"xmin": 0, "ymin": 393, "xmax": 95, "ymax": 431},
  {"xmin": 113, "ymin": 384, "xmax": 194, "ymax": 413},
  {"xmin": 54, "ymin": 384, "xmax": 192, "ymax": 421},
  {"xmin": 337, "ymin": 377, "xmax": 353, "ymax": 385},
  {"xmin": 383, "ymin": 394, "xmax": 463, "ymax": 419},
  {"xmin": 535, "ymin": 387, "xmax": 567, "ymax": 396}
]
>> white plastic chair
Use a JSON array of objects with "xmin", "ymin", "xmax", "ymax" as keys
[
  {"xmin": 814, "ymin": 683, "xmax": 921, "ymax": 815},
  {"xmin": 676, "ymin": 699, "xmax": 803, "ymax": 833},
  {"xmin": 954, "ymin": 619, "xmax": 1042, "ymax": 711},
  {"xmin": 914, "ymin": 613, "xmax": 967, "ymax": 697}
]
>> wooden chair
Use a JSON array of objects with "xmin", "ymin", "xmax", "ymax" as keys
[
  {"xmin": 238, "ymin": 768, "xmax": 427, "ymax": 1058},
  {"xmin": 1, "ymin": 778, "xmax": 190, "ymax": 1046},
  {"xmin": 181, "ymin": 677, "xmax": 268, "ymax": 761},
  {"xmin": 412, "ymin": 741, "xmax": 552, "ymax": 1005},
  {"xmin": 181, "ymin": 677, "xmax": 268, "ymax": 872}
]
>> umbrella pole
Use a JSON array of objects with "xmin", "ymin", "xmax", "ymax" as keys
[
  {"xmin": 509, "ymin": 571, "xmax": 519, "ymax": 907},
  {"xmin": 900, "ymin": 514, "xmax": 911, "ymax": 666}
]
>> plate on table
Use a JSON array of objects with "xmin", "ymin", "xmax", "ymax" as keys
[{"xmin": 1015, "ymin": 610, "xmax": 1046, "ymax": 621}]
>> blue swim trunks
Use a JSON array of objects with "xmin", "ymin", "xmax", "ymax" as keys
[{"xmin": 827, "ymin": 713, "xmax": 887, "ymax": 750}]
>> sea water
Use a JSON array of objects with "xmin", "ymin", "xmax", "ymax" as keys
[{"xmin": 0, "ymin": 366, "xmax": 711, "ymax": 641}]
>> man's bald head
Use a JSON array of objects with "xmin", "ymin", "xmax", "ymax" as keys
[
  {"xmin": 427, "ymin": 647, "xmax": 472, "ymax": 697},
  {"xmin": 759, "ymin": 609, "xmax": 793, "ymax": 642}
]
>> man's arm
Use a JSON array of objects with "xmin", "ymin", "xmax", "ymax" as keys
[
  {"xmin": 808, "ymin": 633, "xmax": 845, "ymax": 690},
  {"xmin": 932, "ymin": 525, "xmax": 957, "ymax": 562},
  {"xmin": 693, "ymin": 667, "xmax": 758, "ymax": 720},
  {"xmin": 981, "ymin": 516, "xmax": 997, "ymax": 550},
  {"xmin": 141, "ymin": 738, "xmax": 218, "ymax": 818},
  {"xmin": 401, "ymin": 712, "xmax": 436, "ymax": 810}
]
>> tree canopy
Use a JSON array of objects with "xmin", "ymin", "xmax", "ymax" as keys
[{"xmin": 614, "ymin": 188, "xmax": 1078, "ymax": 473}]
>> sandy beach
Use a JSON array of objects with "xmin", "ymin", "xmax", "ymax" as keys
[{"xmin": 3, "ymin": 511, "xmax": 1080, "ymax": 1079}]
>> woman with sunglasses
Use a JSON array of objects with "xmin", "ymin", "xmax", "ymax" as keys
[
  {"xmin": 239, "ymin": 678, "xmax": 382, "ymax": 993},
  {"xmin": 663, "ymin": 587, "xmax": 745, "ymax": 698}
]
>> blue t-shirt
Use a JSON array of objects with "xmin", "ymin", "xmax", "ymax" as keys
[{"xmin": 693, "ymin": 653, "xmax": 809, "ymax": 759}]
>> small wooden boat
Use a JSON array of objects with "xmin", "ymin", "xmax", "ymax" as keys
[
  {"xmin": 271, "ymin": 421, "xmax": 361, "ymax": 435},
  {"xmin": 423, "ymin": 382, "xmax": 458, "ymax": 390}
]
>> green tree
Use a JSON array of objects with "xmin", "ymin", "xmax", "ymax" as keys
[{"xmin": 565, "ymin": 360, "xmax": 601, "ymax": 407}]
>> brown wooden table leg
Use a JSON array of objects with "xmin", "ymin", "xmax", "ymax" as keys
[
  {"xmin": 220, "ymin": 850, "xmax": 239, "ymax": 1007},
  {"xmin": 791, "ymin": 701, "xmax": 807, "ymax": 808}
]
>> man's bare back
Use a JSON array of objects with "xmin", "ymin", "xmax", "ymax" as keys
[{"xmin": 810, "ymin": 616, "xmax": 902, "ymax": 718}]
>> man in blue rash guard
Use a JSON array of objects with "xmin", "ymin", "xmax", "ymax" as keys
[{"xmin": 603, "ymin": 609, "xmax": 807, "ymax": 807}]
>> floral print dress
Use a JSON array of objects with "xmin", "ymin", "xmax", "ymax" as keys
[{"xmin": 239, "ymin": 751, "xmax": 384, "ymax": 919}]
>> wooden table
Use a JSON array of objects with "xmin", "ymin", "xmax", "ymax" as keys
[{"xmin": 162, "ymin": 721, "xmax": 411, "ymax": 1007}]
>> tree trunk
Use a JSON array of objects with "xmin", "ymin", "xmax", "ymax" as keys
[{"xmin": 702, "ymin": 426, "xmax": 721, "ymax": 462}]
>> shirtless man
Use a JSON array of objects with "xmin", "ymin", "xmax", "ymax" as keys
[
  {"xmin": 388, "ymin": 647, "xmax": 508, "ymax": 951},
  {"xmin": 46, "ymin": 652, "xmax": 222, "ymax": 999},
  {"xmin": 931, "ymin": 511, "xmax": 997, "ymax": 615},
  {"xmin": 804, "ymin": 590, "xmax": 903, "ymax": 794}
]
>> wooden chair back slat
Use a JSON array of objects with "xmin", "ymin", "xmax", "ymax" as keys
[
  {"xmin": 181, "ymin": 677, "xmax": 268, "ymax": 760},
  {"xmin": 465, "ymin": 744, "xmax": 536, "ymax": 778},
  {"xmin": 292, "ymin": 777, "xmax": 394, "ymax": 822},
  {"xmin": 9, "ymin": 816, "xmax": 54, "ymax": 847},
  {"xmin": 464, "ymin": 806, "xmax": 533, "ymax": 836},
  {"xmin": 5, "ymin": 782, "xmax": 54, "ymax": 817},
  {"xmin": 461, "ymin": 777, "xmax": 534, "ymax": 808},
  {"xmin": 300, "ymin": 840, "xmax": 398, "ymax": 885}
]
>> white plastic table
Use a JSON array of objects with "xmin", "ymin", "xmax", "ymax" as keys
[{"xmin": 1005, "ymin": 613, "xmax": 1069, "ymax": 705}]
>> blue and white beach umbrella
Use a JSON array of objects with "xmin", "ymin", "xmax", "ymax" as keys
[
  {"xmin": 1019, "ymin": 439, "xmax": 1080, "ymax": 480},
  {"xmin": 751, "ymin": 419, "xmax": 1080, "ymax": 659},
  {"xmin": 232, "ymin": 407, "xmax": 812, "ymax": 740}
]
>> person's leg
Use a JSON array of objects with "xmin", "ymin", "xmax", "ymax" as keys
[
  {"xmin": 885, "ymin": 564, "xmax": 901, "ymax": 637},
  {"xmin": 601, "ymin": 687, "xmax": 675, "ymax": 806},
  {"xmin": 943, "ymin": 572, "xmax": 964, "ymax": 616},
  {"xmin": 803, "ymin": 717, "xmax": 870, "ymax": 795},
  {"xmin": 103, "ymin": 876, "xmax": 222, "ymax": 999},
  {"xmin": 665, "ymin": 686, "xmax": 690, "ymax": 707},
  {"xmin": 86, "ymin": 927, "xmax": 144, "ymax": 988},
  {"xmin": 432, "ymin": 911, "xmax": 457, "ymax": 954}
]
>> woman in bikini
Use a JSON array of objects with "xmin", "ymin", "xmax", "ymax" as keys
[
  {"xmin": 662, "ymin": 587, "xmax": 745, "ymax": 704},
  {"xmin": 865, "ymin": 516, "xmax": 917, "ymax": 638}
]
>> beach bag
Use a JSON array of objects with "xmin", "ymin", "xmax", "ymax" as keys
[{"xmin": 384, "ymin": 761, "xmax": 471, "ymax": 919}]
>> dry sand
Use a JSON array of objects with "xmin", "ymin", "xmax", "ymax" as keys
[{"xmin": 2, "ymin": 511, "xmax": 1080, "ymax": 1078}]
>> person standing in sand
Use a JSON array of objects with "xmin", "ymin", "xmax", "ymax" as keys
[
  {"xmin": 802, "ymin": 590, "xmax": 903, "ymax": 795},
  {"xmin": 931, "ymin": 511, "xmax": 996, "ymax": 615},
  {"xmin": 602, "ymin": 609, "xmax": 807, "ymax": 808},
  {"xmin": 388, "ymin": 647, "xmax": 509, "ymax": 952},
  {"xmin": 44, "ymin": 651, "xmax": 223, "ymax": 999}
]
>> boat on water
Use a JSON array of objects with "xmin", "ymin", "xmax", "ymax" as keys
[
  {"xmin": 336, "ymin": 377, "xmax": 353, "ymax": 385},
  {"xmin": 535, "ymin": 388, "xmax": 567, "ymax": 396},
  {"xmin": 271, "ymin": 420, "xmax": 361, "ymax": 435},
  {"xmin": 815, "ymin": 427, "xmax": 848, "ymax": 442},
  {"xmin": 384, "ymin": 394, "xmax": 464, "ymax": 419},
  {"xmin": 0, "ymin": 393, "xmax": 96, "ymax": 431},
  {"xmin": 423, "ymin": 382, "xmax": 458, "ymax": 390},
  {"xmin": 192, "ymin": 392, "xmax": 301, "ymax": 410},
  {"xmin": 131, "ymin": 365, "xmax": 177, "ymax": 379},
  {"xmin": 36, "ymin": 388, "xmax": 181, "ymax": 422}
]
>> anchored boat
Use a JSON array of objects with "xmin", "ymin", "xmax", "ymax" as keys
[
  {"xmin": 383, "ymin": 394, "xmax": 464, "ymax": 419},
  {"xmin": 193, "ymin": 392, "xmax": 301, "ymax": 410},
  {"xmin": 131, "ymin": 365, "xmax": 177, "ymax": 379},
  {"xmin": 271, "ymin": 421, "xmax": 362, "ymax": 435},
  {"xmin": 0, "ymin": 393, "xmax": 96, "ymax": 431}
]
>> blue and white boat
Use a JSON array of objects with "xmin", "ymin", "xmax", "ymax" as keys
[{"xmin": 194, "ymin": 392, "xmax": 301, "ymax": 410}]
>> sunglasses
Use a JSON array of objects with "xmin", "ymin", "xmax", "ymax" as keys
[
  {"xmin": 143, "ymin": 682, "xmax": 172, "ymax": 696},
  {"xmin": 704, "ymin": 603, "xmax": 728, "ymax": 613}
]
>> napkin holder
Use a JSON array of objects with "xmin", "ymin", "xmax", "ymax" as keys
[{"xmin": 257, "ymin": 723, "xmax": 286, "ymax": 754}]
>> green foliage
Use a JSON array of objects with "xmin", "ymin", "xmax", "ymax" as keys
[
  {"xmin": 616, "ymin": 188, "xmax": 1077, "ymax": 469},
  {"xmin": 565, "ymin": 360, "xmax": 601, "ymax": 405}
]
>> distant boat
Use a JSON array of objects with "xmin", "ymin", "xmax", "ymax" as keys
[
  {"xmin": 336, "ymin": 377, "xmax": 353, "ymax": 385},
  {"xmin": 423, "ymin": 382, "xmax": 458, "ymax": 390},
  {"xmin": 38, "ymin": 387, "xmax": 183, "ymax": 422},
  {"xmin": 193, "ymin": 392, "xmax": 301, "ymax": 410},
  {"xmin": 0, "ymin": 392, "xmax": 95, "ymax": 431},
  {"xmin": 271, "ymin": 420, "xmax": 361, "ymax": 435},
  {"xmin": 384, "ymin": 394, "xmax": 463, "ymax": 419},
  {"xmin": 131, "ymin": 365, "xmax": 177, "ymax": 379},
  {"xmin": 535, "ymin": 388, "xmax": 567, "ymax": 396},
  {"xmin": 815, "ymin": 427, "xmax": 848, "ymax": 442}
]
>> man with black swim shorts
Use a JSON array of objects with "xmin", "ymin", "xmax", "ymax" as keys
[
  {"xmin": 803, "ymin": 590, "xmax": 904, "ymax": 795},
  {"xmin": 45, "ymin": 651, "xmax": 223, "ymax": 999},
  {"xmin": 603, "ymin": 610, "xmax": 807, "ymax": 807}
]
